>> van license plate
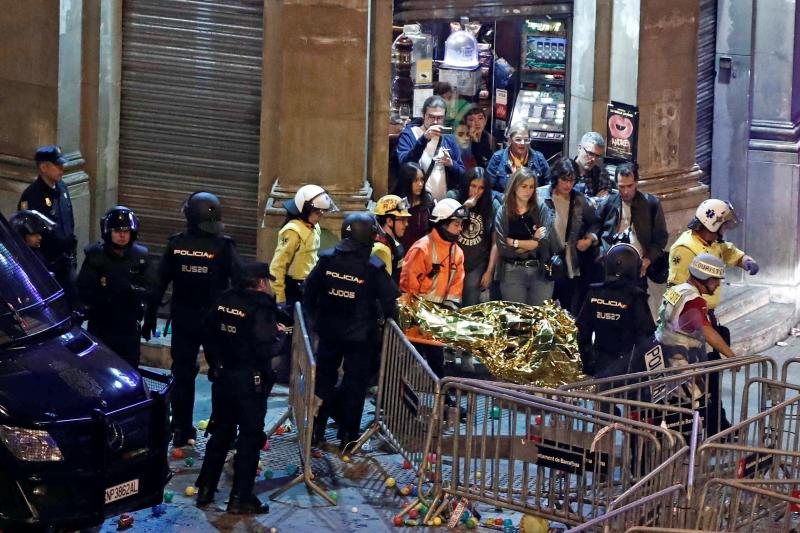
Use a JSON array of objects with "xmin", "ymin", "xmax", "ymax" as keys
[{"xmin": 105, "ymin": 479, "xmax": 139, "ymax": 504}]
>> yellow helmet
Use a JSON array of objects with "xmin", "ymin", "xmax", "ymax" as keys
[{"xmin": 372, "ymin": 195, "xmax": 411, "ymax": 217}]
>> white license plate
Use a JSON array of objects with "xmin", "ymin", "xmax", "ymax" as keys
[{"xmin": 105, "ymin": 479, "xmax": 139, "ymax": 504}]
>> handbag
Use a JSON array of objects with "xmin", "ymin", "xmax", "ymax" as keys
[{"xmin": 544, "ymin": 191, "xmax": 574, "ymax": 282}]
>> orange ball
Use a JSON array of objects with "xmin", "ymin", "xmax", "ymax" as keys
[{"xmin": 171, "ymin": 448, "xmax": 184, "ymax": 459}]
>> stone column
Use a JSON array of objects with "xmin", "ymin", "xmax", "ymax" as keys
[
  {"xmin": 258, "ymin": 0, "xmax": 392, "ymax": 257},
  {"xmin": 741, "ymin": 0, "xmax": 800, "ymax": 300},
  {"xmin": 607, "ymin": 0, "xmax": 708, "ymax": 240},
  {"xmin": 0, "ymin": 0, "xmax": 90, "ymax": 248}
]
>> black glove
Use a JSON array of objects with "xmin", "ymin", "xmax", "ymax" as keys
[{"xmin": 141, "ymin": 311, "xmax": 157, "ymax": 341}]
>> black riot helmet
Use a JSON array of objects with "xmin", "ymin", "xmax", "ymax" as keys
[
  {"xmin": 604, "ymin": 243, "xmax": 642, "ymax": 283},
  {"xmin": 10, "ymin": 210, "xmax": 56, "ymax": 238},
  {"xmin": 341, "ymin": 212, "xmax": 379, "ymax": 248},
  {"xmin": 182, "ymin": 191, "xmax": 223, "ymax": 234},
  {"xmin": 101, "ymin": 205, "xmax": 139, "ymax": 245}
]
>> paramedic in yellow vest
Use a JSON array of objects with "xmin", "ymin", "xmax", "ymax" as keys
[
  {"xmin": 270, "ymin": 184, "xmax": 338, "ymax": 310},
  {"xmin": 668, "ymin": 199, "xmax": 758, "ymax": 308},
  {"xmin": 371, "ymin": 195, "xmax": 411, "ymax": 285},
  {"xmin": 400, "ymin": 198, "xmax": 467, "ymax": 379}
]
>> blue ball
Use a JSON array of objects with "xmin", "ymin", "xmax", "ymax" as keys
[
  {"xmin": 504, "ymin": 518, "xmax": 514, "ymax": 526},
  {"xmin": 461, "ymin": 510, "xmax": 471, "ymax": 522}
]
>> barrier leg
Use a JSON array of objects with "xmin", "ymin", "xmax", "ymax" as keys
[{"xmin": 264, "ymin": 407, "xmax": 292, "ymax": 439}]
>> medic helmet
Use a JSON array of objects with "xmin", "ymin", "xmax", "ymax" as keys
[
  {"xmin": 441, "ymin": 30, "xmax": 479, "ymax": 71},
  {"xmin": 689, "ymin": 253, "xmax": 726, "ymax": 280},
  {"xmin": 285, "ymin": 184, "xmax": 338, "ymax": 220},
  {"xmin": 101, "ymin": 206, "xmax": 139, "ymax": 244},
  {"xmin": 182, "ymin": 191, "xmax": 223, "ymax": 235},
  {"xmin": 604, "ymin": 243, "xmax": 642, "ymax": 283},
  {"xmin": 689, "ymin": 199, "xmax": 739, "ymax": 234}
]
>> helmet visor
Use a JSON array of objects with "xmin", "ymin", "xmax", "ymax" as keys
[{"xmin": 310, "ymin": 192, "xmax": 339, "ymax": 214}]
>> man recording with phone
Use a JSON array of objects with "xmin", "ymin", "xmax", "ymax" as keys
[{"xmin": 396, "ymin": 95, "xmax": 465, "ymax": 201}]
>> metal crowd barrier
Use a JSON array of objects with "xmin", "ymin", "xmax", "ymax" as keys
[
  {"xmin": 422, "ymin": 379, "xmax": 688, "ymax": 528},
  {"xmin": 566, "ymin": 484, "xmax": 687, "ymax": 532},
  {"xmin": 694, "ymin": 478, "xmax": 800, "ymax": 531},
  {"xmin": 350, "ymin": 318, "xmax": 442, "ymax": 515},
  {"xmin": 268, "ymin": 303, "xmax": 335, "ymax": 505},
  {"xmin": 561, "ymin": 355, "xmax": 777, "ymax": 443},
  {"xmin": 782, "ymin": 356, "xmax": 800, "ymax": 382}
]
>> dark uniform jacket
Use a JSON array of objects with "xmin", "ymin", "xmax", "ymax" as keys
[
  {"xmin": 596, "ymin": 190, "xmax": 668, "ymax": 262},
  {"xmin": 150, "ymin": 230, "xmax": 241, "ymax": 325},
  {"xmin": 77, "ymin": 241, "xmax": 152, "ymax": 332},
  {"xmin": 18, "ymin": 176, "xmax": 76, "ymax": 267},
  {"xmin": 204, "ymin": 288, "xmax": 277, "ymax": 376},
  {"xmin": 304, "ymin": 241, "xmax": 399, "ymax": 345},
  {"xmin": 576, "ymin": 280, "xmax": 655, "ymax": 377}
]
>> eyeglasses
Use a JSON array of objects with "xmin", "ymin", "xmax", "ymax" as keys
[
  {"xmin": 559, "ymin": 176, "xmax": 576, "ymax": 183},
  {"xmin": 425, "ymin": 113, "xmax": 445, "ymax": 123},
  {"xmin": 511, "ymin": 138, "xmax": 531, "ymax": 145},
  {"xmin": 581, "ymin": 145, "xmax": 604, "ymax": 159}
]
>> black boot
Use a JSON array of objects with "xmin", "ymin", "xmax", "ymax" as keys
[
  {"xmin": 227, "ymin": 494, "xmax": 270, "ymax": 515},
  {"xmin": 196, "ymin": 485, "xmax": 215, "ymax": 507},
  {"xmin": 172, "ymin": 427, "xmax": 198, "ymax": 447}
]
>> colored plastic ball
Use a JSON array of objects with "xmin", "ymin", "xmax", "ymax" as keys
[
  {"xmin": 409, "ymin": 509, "xmax": 419, "ymax": 519},
  {"xmin": 419, "ymin": 504, "xmax": 428, "ymax": 515},
  {"xmin": 432, "ymin": 516, "xmax": 443, "ymax": 526},
  {"xmin": 351, "ymin": 506, "xmax": 358, "ymax": 513},
  {"xmin": 328, "ymin": 491, "xmax": 338, "ymax": 502},
  {"xmin": 404, "ymin": 519, "xmax": 418, "ymax": 526},
  {"xmin": 393, "ymin": 516, "xmax": 404, "ymax": 526},
  {"xmin": 461, "ymin": 510, "xmax": 471, "ymax": 522},
  {"xmin": 400, "ymin": 486, "xmax": 410, "ymax": 496},
  {"xmin": 475, "ymin": 471, "xmax": 482, "ymax": 480},
  {"xmin": 184, "ymin": 486, "xmax": 196, "ymax": 496},
  {"xmin": 495, "ymin": 517, "xmax": 504, "ymax": 525},
  {"xmin": 286, "ymin": 464, "xmax": 298, "ymax": 475},
  {"xmin": 270, "ymin": 529, "xmax": 278, "ymax": 533},
  {"xmin": 275, "ymin": 426, "xmax": 285, "ymax": 435},
  {"xmin": 187, "ymin": 438, "xmax": 196, "ymax": 446},
  {"xmin": 171, "ymin": 448, "xmax": 184, "ymax": 459},
  {"xmin": 263, "ymin": 470, "xmax": 274, "ymax": 479},
  {"xmin": 184, "ymin": 457, "xmax": 195, "ymax": 467},
  {"xmin": 491, "ymin": 406, "xmax": 501, "ymax": 419},
  {"xmin": 117, "ymin": 513, "xmax": 134, "ymax": 529},
  {"xmin": 151, "ymin": 504, "xmax": 166, "ymax": 517},
  {"xmin": 466, "ymin": 517, "xmax": 478, "ymax": 529},
  {"xmin": 163, "ymin": 490, "xmax": 173, "ymax": 503},
  {"xmin": 410, "ymin": 486, "xmax": 418, "ymax": 497},
  {"xmin": 427, "ymin": 453, "xmax": 437, "ymax": 464},
  {"xmin": 342, "ymin": 455, "xmax": 351, "ymax": 463},
  {"xmin": 402, "ymin": 459, "xmax": 412, "ymax": 469},
  {"xmin": 385, "ymin": 477, "xmax": 396, "ymax": 488},
  {"xmin": 504, "ymin": 518, "xmax": 514, "ymax": 526},
  {"xmin": 519, "ymin": 514, "xmax": 549, "ymax": 533}
]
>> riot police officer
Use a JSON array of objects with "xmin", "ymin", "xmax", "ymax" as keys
[
  {"xmin": 18, "ymin": 145, "xmax": 78, "ymax": 306},
  {"xmin": 77, "ymin": 206, "xmax": 152, "ymax": 368},
  {"xmin": 195, "ymin": 262, "xmax": 276, "ymax": 514},
  {"xmin": 305, "ymin": 213, "xmax": 399, "ymax": 451},
  {"xmin": 9, "ymin": 209, "xmax": 56, "ymax": 264},
  {"xmin": 576, "ymin": 243, "xmax": 655, "ymax": 378},
  {"xmin": 143, "ymin": 191, "xmax": 242, "ymax": 446}
]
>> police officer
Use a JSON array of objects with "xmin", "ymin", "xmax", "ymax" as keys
[
  {"xmin": 195, "ymin": 262, "xmax": 276, "ymax": 514},
  {"xmin": 77, "ymin": 206, "xmax": 152, "ymax": 368},
  {"xmin": 18, "ymin": 145, "xmax": 78, "ymax": 305},
  {"xmin": 576, "ymin": 243, "xmax": 655, "ymax": 378},
  {"xmin": 143, "ymin": 191, "xmax": 242, "ymax": 446},
  {"xmin": 9, "ymin": 210, "xmax": 56, "ymax": 264},
  {"xmin": 305, "ymin": 213, "xmax": 399, "ymax": 451},
  {"xmin": 371, "ymin": 194, "xmax": 412, "ymax": 284}
]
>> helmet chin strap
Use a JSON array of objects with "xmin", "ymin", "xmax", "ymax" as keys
[{"xmin": 435, "ymin": 223, "xmax": 459, "ymax": 243}]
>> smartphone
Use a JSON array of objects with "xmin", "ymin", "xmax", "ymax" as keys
[{"xmin": 438, "ymin": 126, "xmax": 454, "ymax": 134}]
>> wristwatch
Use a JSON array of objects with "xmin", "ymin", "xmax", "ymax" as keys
[{"xmin": 512, "ymin": 239, "xmax": 519, "ymax": 248}]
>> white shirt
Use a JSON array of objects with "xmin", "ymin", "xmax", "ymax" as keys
[
  {"xmin": 412, "ymin": 126, "xmax": 447, "ymax": 201},
  {"xmin": 618, "ymin": 201, "xmax": 644, "ymax": 256}
]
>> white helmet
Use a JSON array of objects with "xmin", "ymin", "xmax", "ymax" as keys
[
  {"xmin": 692, "ymin": 199, "xmax": 739, "ymax": 233},
  {"xmin": 285, "ymin": 184, "xmax": 339, "ymax": 218},
  {"xmin": 430, "ymin": 198, "xmax": 468, "ymax": 223},
  {"xmin": 689, "ymin": 253, "xmax": 726, "ymax": 280},
  {"xmin": 441, "ymin": 30, "xmax": 479, "ymax": 71}
]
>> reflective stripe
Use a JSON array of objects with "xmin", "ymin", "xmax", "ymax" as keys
[{"xmin": 421, "ymin": 236, "xmax": 458, "ymax": 304}]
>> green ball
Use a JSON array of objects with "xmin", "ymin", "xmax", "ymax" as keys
[
  {"xmin": 491, "ymin": 406, "xmax": 501, "ymax": 419},
  {"xmin": 263, "ymin": 470, "xmax": 274, "ymax": 479},
  {"xmin": 184, "ymin": 457, "xmax": 195, "ymax": 467},
  {"xmin": 163, "ymin": 490, "xmax": 173, "ymax": 503},
  {"xmin": 328, "ymin": 491, "xmax": 338, "ymax": 501},
  {"xmin": 466, "ymin": 517, "xmax": 478, "ymax": 529}
]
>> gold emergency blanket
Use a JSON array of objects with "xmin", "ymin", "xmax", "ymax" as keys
[{"xmin": 400, "ymin": 297, "xmax": 584, "ymax": 386}]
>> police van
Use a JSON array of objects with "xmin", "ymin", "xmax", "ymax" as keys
[{"xmin": 0, "ymin": 212, "xmax": 172, "ymax": 531}]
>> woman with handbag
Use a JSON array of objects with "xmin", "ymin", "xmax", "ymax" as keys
[
  {"xmin": 494, "ymin": 167, "xmax": 555, "ymax": 305},
  {"xmin": 537, "ymin": 158, "xmax": 601, "ymax": 315}
]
